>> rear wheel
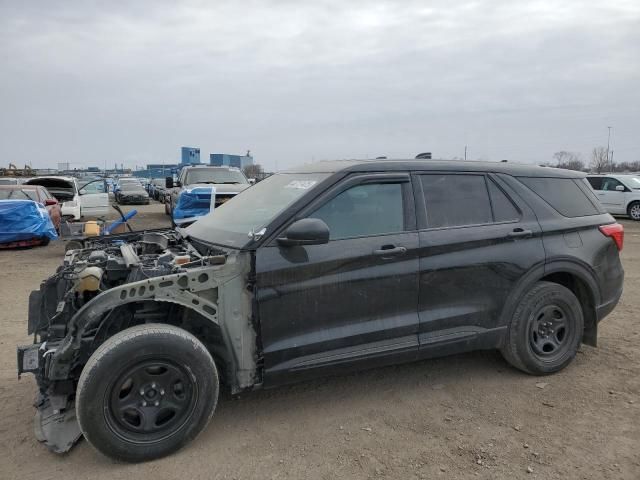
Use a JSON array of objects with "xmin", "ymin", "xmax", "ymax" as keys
[
  {"xmin": 628, "ymin": 201, "xmax": 640, "ymax": 221},
  {"xmin": 76, "ymin": 324, "xmax": 219, "ymax": 462},
  {"xmin": 501, "ymin": 281, "xmax": 583, "ymax": 375}
]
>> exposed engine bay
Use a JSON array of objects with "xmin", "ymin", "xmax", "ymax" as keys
[{"xmin": 17, "ymin": 229, "xmax": 257, "ymax": 453}]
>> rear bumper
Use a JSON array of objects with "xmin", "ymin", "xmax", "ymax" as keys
[{"xmin": 596, "ymin": 283, "xmax": 623, "ymax": 322}]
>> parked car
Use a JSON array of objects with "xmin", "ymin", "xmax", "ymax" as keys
[
  {"xmin": 116, "ymin": 183, "xmax": 150, "ymax": 204},
  {"xmin": 0, "ymin": 185, "xmax": 62, "ymax": 231},
  {"xmin": 18, "ymin": 160, "xmax": 624, "ymax": 462},
  {"xmin": 0, "ymin": 198, "xmax": 58, "ymax": 247},
  {"xmin": 24, "ymin": 176, "xmax": 109, "ymax": 220},
  {"xmin": 148, "ymin": 178, "xmax": 167, "ymax": 201},
  {"xmin": 164, "ymin": 165, "xmax": 251, "ymax": 216},
  {"xmin": 0, "ymin": 177, "xmax": 22, "ymax": 185},
  {"xmin": 586, "ymin": 174, "xmax": 640, "ymax": 220}
]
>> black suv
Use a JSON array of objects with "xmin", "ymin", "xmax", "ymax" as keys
[{"xmin": 18, "ymin": 160, "xmax": 624, "ymax": 462}]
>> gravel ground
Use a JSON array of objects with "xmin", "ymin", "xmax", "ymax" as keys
[{"xmin": 0, "ymin": 202, "xmax": 638, "ymax": 479}]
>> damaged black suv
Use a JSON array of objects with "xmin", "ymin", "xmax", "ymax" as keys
[{"xmin": 18, "ymin": 160, "xmax": 624, "ymax": 462}]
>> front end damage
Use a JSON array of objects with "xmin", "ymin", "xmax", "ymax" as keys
[{"xmin": 17, "ymin": 229, "xmax": 257, "ymax": 453}]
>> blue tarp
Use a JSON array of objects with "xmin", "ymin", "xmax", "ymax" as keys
[
  {"xmin": 0, "ymin": 200, "xmax": 58, "ymax": 244},
  {"xmin": 173, "ymin": 187, "xmax": 216, "ymax": 221}
]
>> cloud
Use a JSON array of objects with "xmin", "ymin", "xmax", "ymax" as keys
[{"xmin": 1, "ymin": 0, "xmax": 639, "ymax": 170}]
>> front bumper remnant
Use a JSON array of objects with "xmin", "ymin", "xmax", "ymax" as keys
[{"xmin": 34, "ymin": 396, "xmax": 82, "ymax": 454}]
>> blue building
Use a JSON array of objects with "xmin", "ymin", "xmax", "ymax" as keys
[
  {"xmin": 209, "ymin": 153, "xmax": 253, "ymax": 169},
  {"xmin": 133, "ymin": 164, "xmax": 180, "ymax": 178},
  {"xmin": 181, "ymin": 147, "xmax": 201, "ymax": 165}
]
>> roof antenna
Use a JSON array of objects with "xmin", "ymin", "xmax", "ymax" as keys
[{"xmin": 415, "ymin": 152, "xmax": 432, "ymax": 159}]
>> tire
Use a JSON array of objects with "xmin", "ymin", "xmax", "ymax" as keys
[
  {"xmin": 76, "ymin": 324, "xmax": 219, "ymax": 462},
  {"xmin": 501, "ymin": 281, "xmax": 583, "ymax": 375},
  {"xmin": 628, "ymin": 201, "xmax": 640, "ymax": 221}
]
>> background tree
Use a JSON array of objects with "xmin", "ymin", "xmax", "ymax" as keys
[
  {"xmin": 552, "ymin": 151, "xmax": 584, "ymax": 171},
  {"xmin": 243, "ymin": 163, "xmax": 264, "ymax": 180},
  {"xmin": 590, "ymin": 147, "xmax": 610, "ymax": 173}
]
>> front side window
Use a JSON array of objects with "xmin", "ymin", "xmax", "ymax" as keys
[
  {"xmin": 421, "ymin": 174, "xmax": 493, "ymax": 228},
  {"xmin": 309, "ymin": 182, "xmax": 405, "ymax": 240},
  {"xmin": 601, "ymin": 178, "xmax": 625, "ymax": 191}
]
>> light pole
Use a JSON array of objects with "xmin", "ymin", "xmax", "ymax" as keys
[{"xmin": 606, "ymin": 126, "xmax": 612, "ymax": 172}]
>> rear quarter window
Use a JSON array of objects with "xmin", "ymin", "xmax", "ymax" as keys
[{"xmin": 517, "ymin": 177, "xmax": 604, "ymax": 217}]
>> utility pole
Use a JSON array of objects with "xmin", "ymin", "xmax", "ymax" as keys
[
  {"xmin": 464, "ymin": 145, "xmax": 467, "ymax": 161},
  {"xmin": 606, "ymin": 126, "xmax": 612, "ymax": 172}
]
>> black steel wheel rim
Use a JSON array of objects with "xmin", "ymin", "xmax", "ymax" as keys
[
  {"xmin": 529, "ymin": 304, "xmax": 572, "ymax": 360},
  {"xmin": 105, "ymin": 358, "xmax": 198, "ymax": 444}
]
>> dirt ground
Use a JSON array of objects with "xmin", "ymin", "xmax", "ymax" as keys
[{"xmin": 0, "ymin": 202, "xmax": 638, "ymax": 480}]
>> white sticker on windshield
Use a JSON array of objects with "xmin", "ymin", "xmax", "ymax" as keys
[{"xmin": 285, "ymin": 180, "xmax": 317, "ymax": 190}]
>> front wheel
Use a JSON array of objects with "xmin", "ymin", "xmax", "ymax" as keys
[
  {"xmin": 501, "ymin": 281, "xmax": 583, "ymax": 375},
  {"xmin": 76, "ymin": 324, "xmax": 219, "ymax": 462},
  {"xmin": 628, "ymin": 201, "xmax": 640, "ymax": 221}
]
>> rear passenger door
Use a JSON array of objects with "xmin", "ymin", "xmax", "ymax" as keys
[{"xmin": 414, "ymin": 172, "xmax": 545, "ymax": 355}]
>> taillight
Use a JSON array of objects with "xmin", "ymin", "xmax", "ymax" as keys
[{"xmin": 599, "ymin": 223, "xmax": 624, "ymax": 251}]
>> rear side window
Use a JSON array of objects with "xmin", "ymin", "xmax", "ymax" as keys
[
  {"xmin": 586, "ymin": 177, "xmax": 602, "ymax": 190},
  {"xmin": 487, "ymin": 179, "xmax": 520, "ymax": 222},
  {"xmin": 518, "ymin": 177, "xmax": 601, "ymax": 217},
  {"xmin": 421, "ymin": 174, "xmax": 493, "ymax": 228}
]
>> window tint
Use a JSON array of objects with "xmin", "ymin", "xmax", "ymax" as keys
[
  {"xmin": 487, "ymin": 179, "xmax": 520, "ymax": 222},
  {"xmin": 421, "ymin": 174, "xmax": 493, "ymax": 228},
  {"xmin": 518, "ymin": 177, "xmax": 600, "ymax": 217},
  {"xmin": 586, "ymin": 177, "xmax": 603, "ymax": 190},
  {"xmin": 309, "ymin": 183, "xmax": 404, "ymax": 239}
]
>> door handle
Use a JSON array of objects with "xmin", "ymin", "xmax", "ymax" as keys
[
  {"xmin": 373, "ymin": 245, "xmax": 407, "ymax": 257},
  {"xmin": 507, "ymin": 228, "xmax": 533, "ymax": 239}
]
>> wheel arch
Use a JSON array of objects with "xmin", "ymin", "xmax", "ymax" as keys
[{"xmin": 500, "ymin": 260, "xmax": 600, "ymax": 346}]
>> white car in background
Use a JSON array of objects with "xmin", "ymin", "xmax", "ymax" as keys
[
  {"xmin": 24, "ymin": 176, "xmax": 109, "ymax": 220},
  {"xmin": 586, "ymin": 174, "xmax": 640, "ymax": 221}
]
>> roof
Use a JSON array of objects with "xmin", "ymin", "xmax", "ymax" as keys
[{"xmin": 283, "ymin": 159, "xmax": 586, "ymax": 178}]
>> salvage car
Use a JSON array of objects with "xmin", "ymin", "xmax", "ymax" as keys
[
  {"xmin": 24, "ymin": 176, "xmax": 109, "ymax": 220},
  {"xmin": 18, "ymin": 160, "xmax": 624, "ymax": 462},
  {"xmin": 0, "ymin": 198, "xmax": 58, "ymax": 247},
  {"xmin": 165, "ymin": 165, "xmax": 251, "ymax": 216},
  {"xmin": 116, "ymin": 183, "xmax": 150, "ymax": 205},
  {"xmin": 0, "ymin": 185, "xmax": 62, "ymax": 231}
]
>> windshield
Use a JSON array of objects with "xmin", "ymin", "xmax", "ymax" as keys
[
  {"xmin": 120, "ymin": 184, "xmax": 145, "ymax": 192},
  {"xmin": 185, "ymin": 169, "xmax": 247, "ymax": 185},
  {"xmin": 185, "ymin": 173, "xmax": 330, "ymax": 247},
  {"xmin": 0, "ymin": 189, "xmax": 37, "ymax": 201},
  {"xmin": 625, "ymin": 177, "xmax": 640, "ymax": 189},
  {"xmin": 81, "ymin": 180, "xmax": 106, "ymax": 193}
]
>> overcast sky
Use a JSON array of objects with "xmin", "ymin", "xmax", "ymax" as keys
[{"xmin": 1, "ymin": 1, "xmax": 638, "ymax": 171}]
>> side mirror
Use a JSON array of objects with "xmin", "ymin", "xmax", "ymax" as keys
[
  {"xmin": 44, "ymin": 199, "xmax": 57, "ymax": 206},
  {"xmin": 277, "ymin": 218, "xmax": 330, "ymax": 246},
  {"xmin": 165, "ymin": 177, "xmax": 174, "ymax": 188},
  {"xmin": 248, "ymin": 178, "xmax": 256, "ymax": 185},
  {"xmin": 615, "ymin": 185, "xmax": 625, "ymax": 192}
]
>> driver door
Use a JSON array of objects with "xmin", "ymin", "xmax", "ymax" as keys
[
  {"xmin": 79, "ymin": 179, "xmax": 110, "ymax": 217},
  {"xmin": 256, "ymin": 173, "xmax": 420, "ymax": 387}
]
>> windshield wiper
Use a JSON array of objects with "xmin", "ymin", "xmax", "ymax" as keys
[{"xmin": 220, "ymin": 181, "xmax": 241, "ymax": 184}]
